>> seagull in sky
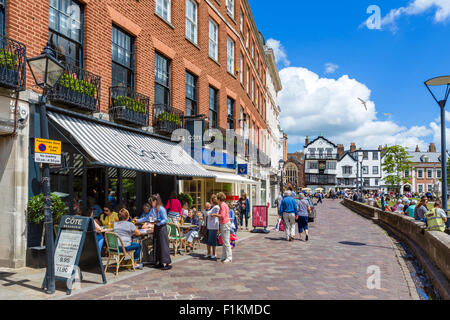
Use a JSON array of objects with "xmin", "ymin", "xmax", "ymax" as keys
[{"xmin": 358, "ymin": 98, "xmax": 367, "ymax": 110}]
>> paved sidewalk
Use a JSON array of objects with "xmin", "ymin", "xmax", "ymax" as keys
[{"xmin": 63, "ymin": 200, "xmax": 415, "ymax": 300}]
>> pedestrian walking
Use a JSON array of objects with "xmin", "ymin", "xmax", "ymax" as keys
[
  {"xmin": 151, "ymin": 194, "xmax": 172, "ymax": 270},
  {"xmin": 217, "ymin": 192, "xmax": 232, "ymax": 263},
  {"xmin": 278, "ymin": 190, "xmax": 298, "ymax": 241},
  {"xmin": 317, "ymin": 192, "xmax": 323, "ymax": 204},
  {"xmin": 296, "ymin": 193, "xmax": 310, "ymax": 241},
  {"xmin": 204, "ymin": 197, "xmax": 220, "ymax": 260},
  {"xmin": 238, "ymin": 192, "xmax": 250, "ymax": 230}
]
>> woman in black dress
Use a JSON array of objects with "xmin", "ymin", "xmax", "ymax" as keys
[{"xmin": 151, "ymin": 194, "xmax": 172, "ymax": 270}]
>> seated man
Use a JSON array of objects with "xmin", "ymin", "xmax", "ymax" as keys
[{"xmin": 183, "ymin": 209, "xmax": 201, "ymax": 252}]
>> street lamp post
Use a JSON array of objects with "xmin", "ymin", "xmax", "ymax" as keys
[
  {"xmin": 27, "ymin": 41, "xmax": 65, "ymax": 294},
  {"xmin": 279, "ymin": 159, "xmax": 285, "ymax": 195},
  {"xmin": 425, "ymin": 76, "xmax": 450, "ymax": 211},
  {"xmin": 358, "ymin": 152, "xmax": 364, "ymax": 198}
]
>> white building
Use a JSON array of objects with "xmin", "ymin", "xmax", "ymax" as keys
[
  {"xmin": 304, "ymin": 136, "xmax": 338, "ymax": 192},
  {"xmin": 264, "ymin": 44, "xmax": 283, "ymax": 206}
]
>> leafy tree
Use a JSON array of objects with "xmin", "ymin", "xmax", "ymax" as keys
[
  {"xmin": 27, "ymin": 193, "xmax": 68, "ymax": 224},
  {"xmin": 381, "ymin": 145, "xmax": 412, "ymax": 191}
]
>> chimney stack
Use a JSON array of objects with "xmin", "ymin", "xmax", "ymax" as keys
[
  {"xmin": 337, "ymin": 144, "xmax": 345, "ymax": 156},
  {"xmin": 429, "ymin": 143, "xmax": 436, "ymax": 153},
  {"xmin": 378, "ymin": 145, "xmax": 382, "ymax": 151},
  {"xmin": 415, "ymin": 145, "xmax": 420, "ymax": 152},
  {"xmin": 350, "ymin": 143, "xmax": 356, "ymax": 153},
  {"xmin": 305, "ymin": 136, "xmax": 309, "ymax": 146}
]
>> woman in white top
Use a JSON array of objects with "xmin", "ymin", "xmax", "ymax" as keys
[{"xmin": 204, "ymin": 195, "xmax": 220, "ymax": 260}]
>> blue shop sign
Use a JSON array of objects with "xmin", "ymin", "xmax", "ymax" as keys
[
  {"xmin": 194, "ymin": 147, "xmax": 236, "ymax": 169},
  {"xmin": 237, "ymin": 164, "xmax": 248, "ymax": 175}
]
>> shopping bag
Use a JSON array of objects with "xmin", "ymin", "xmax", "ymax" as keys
[{"xmin": 275, "ymin": 218, "xmax": 285, "ymax": 232}]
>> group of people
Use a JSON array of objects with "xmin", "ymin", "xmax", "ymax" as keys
[
  {"xmin": 350, "ymin": 189, "xmax": 448, "ymax": 233},
  {"xmin": 277, "ymin": 189, "xmax": 312, "ymax": 242}
]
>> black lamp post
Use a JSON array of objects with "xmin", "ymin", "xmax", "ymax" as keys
[
  {"xmin": 279, "ymin": 159, "xmax": 285, "ymax": 195},
  {"xmin": 27, "ymin": 41, "xmax": 65, "ymax": 294},
  {"xmin": 425, "ymin": 76, "xmax": 450, "ymax": 210}
]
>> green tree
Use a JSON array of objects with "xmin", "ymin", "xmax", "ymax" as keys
[{"xmin": 381, "ymin": 145, "xmax": 412, "ymax": 191}]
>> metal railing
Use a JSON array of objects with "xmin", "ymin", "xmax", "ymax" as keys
[
  {"xmin": 0, "ymin": 35, "xmax": 26, "ymax": 91},
  {"xmin": 48, "ymin": 63, "xmax": 101, "ymax": 112},
  {"xmin": 153, "ymin": 103, "xmax": 184, "ymax": 135},
  {"xmin": 109, "ymin": 86, "xmax": 150, "ymax": 127}
]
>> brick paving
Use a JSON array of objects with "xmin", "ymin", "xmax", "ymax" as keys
[{"xmin": 65, "ymin": 200, "xmax": 414, "ymax": 300}]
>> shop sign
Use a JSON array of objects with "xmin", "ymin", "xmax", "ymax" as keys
[
  {"xmin": 34, "ymin": 138, "xmax": 61, "ymax": 164},
  {"xmin": 44, "ymin": 216, "xmax": 106, "ymax": 295},
  {"xmin": 237, "ymin": 164, "xmax": 248, "ymax": 175}
]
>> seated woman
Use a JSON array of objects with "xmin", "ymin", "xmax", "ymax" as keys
[
  {"xmin": 183, "ymin": 209, "xmax": 201, "ymax": 252},
  {"xmin": 113, "ymin": 208, "xmax": 143, "ymax": 270},
  {"xmin": 77, "ymin": 207, "xmax": 104, "ymax": 252},
  {"xmin": 100, "ymin": 203, "xmax": 119, "ymax": 226},
  {"xmin": 133, "ymin": 203, "xmax": 156, "ymax": 231}
]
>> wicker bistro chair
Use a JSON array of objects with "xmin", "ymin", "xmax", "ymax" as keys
[
  {"xmin": 167, "ymin": 223, "xmax": 186, "ymax": 257},
  {"xmin": 104, "ymin": 232, "xmax": 137, "ymax": 276}
]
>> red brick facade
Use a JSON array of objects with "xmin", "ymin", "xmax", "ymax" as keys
[{"xmin": 7, "ymin": 0, "xmax": 268, "ymax": 148}]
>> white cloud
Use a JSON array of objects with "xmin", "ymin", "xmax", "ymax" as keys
[
  {"xmin": 324, "ymin": 63, "xmax": 339, "ymax": 74},
  {"xmin": 278, "ymin": 67, "xmax": 433, "ymax": 151},
  {"xmin": 266, "ymin": 38, "xmax": 291, "ymax": 67},
  {"xmin": 381, "ymin": 0, "xmax": 450, "ymax": 31}
]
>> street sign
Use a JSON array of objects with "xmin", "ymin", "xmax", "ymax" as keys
[{"xmin": 34, "ymin": 138, "xmax": 61, "ymax": 164}]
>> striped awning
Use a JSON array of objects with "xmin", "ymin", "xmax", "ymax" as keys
[{"xmin": 48, "ymin": 112, "xmax": 215, "ymax": 178}]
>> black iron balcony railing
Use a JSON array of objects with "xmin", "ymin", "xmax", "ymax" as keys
[
  {"xmin": 48, "ymin": 64, "xmax": 101, "ymax": 112},
  {"xmin": 153, "ymin": 104, "xmax": 184, "ymax": 135},
  {"xmin": 0, "ymin": 35, "xmax": 26, "ymax": 91},
  {"xmin": 109, "ymin": 86, "xmax": 150, "ymax": 127},
  {"xmin": 258, "ymin": 149, "xmax": 271, "ymax": 168}
]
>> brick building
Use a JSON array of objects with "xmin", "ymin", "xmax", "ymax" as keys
[
  {"xmin": 0, "ymin": 0, "xmax": 280, "ymax": 267},
  {"xmin": 285, "ymin": 151, "xmax": 305, "ymax": 191}
]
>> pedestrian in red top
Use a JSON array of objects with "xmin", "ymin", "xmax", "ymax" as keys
[
  {"xmin": 165, "ymin": 192, "xmax": 182, "ymax": 223},
  {"xmin": 217, "ymin": 192, "xmax": 232, "ymax": 263}
]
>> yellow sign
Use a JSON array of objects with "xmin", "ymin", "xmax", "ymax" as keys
[{"xmin": 35, "ymin": 138, "xmax": 61, "ymax": 155}]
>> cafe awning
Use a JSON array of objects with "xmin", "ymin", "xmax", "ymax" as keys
[
  {"xmin": 48, "ymin": 112, "xmax": 215, "ymax": 178},
  {"xmin": 212, "ymin": 171, "xmax": 258, "ymax": 185}
]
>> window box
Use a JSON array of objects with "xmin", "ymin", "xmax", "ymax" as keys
[
  {"xmin": 49, "ymin": 65, "xmax": 100, "ymax": 113},
  {"xmin": 0, "ymin": 36, "xmax": 26, "ymax": 91},
  {"xmin": 153, "ymin": 104, "xmax": 184, "ymax": 135},
  {"xmin": 109, "ymin": 86, "xmax": 149, "ymax": 127}
]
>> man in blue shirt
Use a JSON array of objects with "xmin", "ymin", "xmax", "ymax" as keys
[{"xmin": 278, "ymin": 190, "xmax": 298, "ymax": 241}]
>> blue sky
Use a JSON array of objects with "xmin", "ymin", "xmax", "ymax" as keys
[{"xmin": 249, "ymin": 0, "xmax": 450, "ymax": 153}]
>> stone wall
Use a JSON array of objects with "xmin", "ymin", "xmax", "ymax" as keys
[{"xmin": 342, "ymin": 198, "xmax": 450, "ymax": 299}]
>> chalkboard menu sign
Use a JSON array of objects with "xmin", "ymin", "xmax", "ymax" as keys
[{"xmin": 43, "ymin": 216, "xmax": 106, "ymax": 295}]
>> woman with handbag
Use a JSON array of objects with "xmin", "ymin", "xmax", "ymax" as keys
[{"xmin": 204, "ymin": 196, "xmax": 220, "ymax": 260}]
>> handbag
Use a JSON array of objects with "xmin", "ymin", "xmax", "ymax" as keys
[{"xmin": 200, "ymin": 213, "xmax": 208, "ymax": 239}]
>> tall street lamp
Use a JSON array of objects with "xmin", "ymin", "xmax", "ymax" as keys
[
  {"xmin": 425, "ymin": 76, "xmax": 450, "ymax": 210},
  {"xmin": 27, "ymin": 41, "xmax": 65, "ymax": 294},
  {"xmin": 279, "ymin": 159, "xmax": 285, "ymax": 195},
  {"xmin": 358, "ymin": 152, "xmax": 364, "ymax": 196}
]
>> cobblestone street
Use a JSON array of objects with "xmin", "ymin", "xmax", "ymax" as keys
[{"xmin": 65, "ymin": 200, "xmax": 415, "ymax": 300}]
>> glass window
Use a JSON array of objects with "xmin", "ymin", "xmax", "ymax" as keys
[
  {"xmin": 251, "ymin": 77, "xmax": 254, "ymax": 101},
  {"xmin": 404, "ymin": 170, "xmax": 409, "ymax": 177},
  {"xmin": 112, "ymin": 26, "xmax": 134, "ymax": 88},
  {"xmin": 209, "ymin": 19, "xmax": 218, "ymax": 61},
  {"xmin": 373, "ymin": 166, "xmax": 379, "ymax": 175},
  {"xmin": 362, "ymin": 166, "xmax": 369, "ymax": 174},
  {"xmin": 246, "ymin": 27, "xmax": 249, "ymax": 48},
  {"xmin": 155, "ymin": 52, "xmax": 171, "ymax": 105},
  {"xmin": 246, "ymin": 66, "xmax": 249, "ymax": 94},
  {"xmin": 418, "ymin": 169, "xmax": 423, "ymax": 178},
  {"xmin": 427, "ymin": 169, "xmax": 433, "ymax": 179},
  {"xmin": 240, "ymin": 10, "xmax": 243, "ymax": 33},
  {"xmin": 363, "ymin": 151, "xmax": 369, "ymax": 160},
  {"xmin": 343, "ymin": 166, "xmax": 352, "ymax": 174},
  {"xmin": 185, "ymin": 71, "xmax": 197, "ymax": 116},
  {"xmin": 49, "ymin": 0, "xmax": 83, "ymax": 67},
  {"xmin": 437, "ymin": 169, "xmax": 442, "ymax": 178},
  {"xmin": 226, "ymin": 0, "xmax": 234, "ymax": 18},
  {"xmin": 240, "ymin": 53, "xmax": 244, "ymax": 84},
  {"xmin": 372, "ymin": 152, "xmax": 379, "ymax": 160},
  {"xmin": 156, "ymin": 0, "xmax": 171, "ymax": 22},
  {"xmin": 418, "ymin": 184, "xmax": 424, "ymax": 193},
  {"xmin": 227, "ymin": 97, "xmax": 235, "ymax": 130},
  {"xmin": 185, "ymin": 0, "xmax": 197, "ymax": 44},
  {"xmin": 209, "ymin": 86, "xmax": 218, "ymax": 128},
  {"xmin": 227, "ymin": 37, "xmax": 235, "ymax": 74},
  {"xmin": 0, "ymin": 0, "xmax": 5, "ymax": 36}
]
